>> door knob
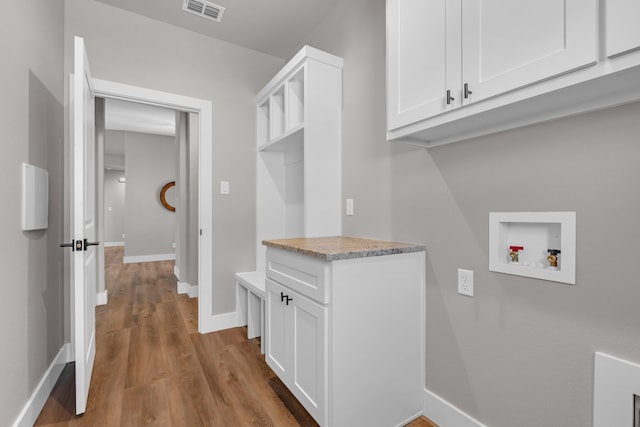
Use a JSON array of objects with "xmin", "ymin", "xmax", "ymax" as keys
[
  {"xmin": 83, "ymin": 239, "xmax": 100, "ymax": 250},
  {"xmin": 60, "ymin": 240, "xmax": 84, "ymax": 251},
  {"xmin": 60, "ymin": 240, "xmax": 75, "ymax": 251}
]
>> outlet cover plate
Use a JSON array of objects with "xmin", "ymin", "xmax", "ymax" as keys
[{"xmin": 458, "ymin": 269, "xmax": 474, "ymax": 297}]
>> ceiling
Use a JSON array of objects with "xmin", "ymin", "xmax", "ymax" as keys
[
  {"xmin": 94, "ymin": 0, "xmax": 341, "ymax": 59},
  {"xmin": 105, "ymin": 98, "xmax": 176, "ymax": 138},
  {"xmin": 104, "ymin": 99, "xmax": 176, "ymax": 170}
]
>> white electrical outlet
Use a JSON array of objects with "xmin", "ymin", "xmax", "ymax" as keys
[{"xmin": 458, "ymin": 269, "xmax": 474, "ymax": 297}]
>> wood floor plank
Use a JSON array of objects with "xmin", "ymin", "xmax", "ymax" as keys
[
  {"xmin": 79, "ymin": 327, "xmax": 131, "ymax": 427},
  {"xmin": 120, "ymin": 379, "xmax": 172, "ymax": 427},
  {"xmin": 34, "ymin": 363, "xmax": 76, "ymax": 425},
  {"xmin": 404, "ymin": 416, "xmax": 439, "ymax": 427},
  {"xmin": 176, "ymin": 294, "xmax": 198, "ymax": 335},
  {"xmin": 190, "ymin": 329, "xmax": 278, "ymax": 426},
  {"xmin": 125, "ymin": 311, "xmax": 167, "ymax": 388},
  {"xmin": 155, "ymin": 300, "xmax": 222, "ymax": 426}
]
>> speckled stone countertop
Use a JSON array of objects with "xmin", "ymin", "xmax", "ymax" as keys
[{"xmin": 262, "ymin": 236, "xmax": 426, "ymax": 261}]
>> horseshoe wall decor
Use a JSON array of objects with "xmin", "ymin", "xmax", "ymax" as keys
[{"xmin": 160, "ymin": 181, "xmax": 176, "ymax": 212}]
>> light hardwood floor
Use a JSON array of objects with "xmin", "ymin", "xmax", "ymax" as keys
[{"xmin": 35, "ymin": 246, "xmax": 436, "ymax": 427}]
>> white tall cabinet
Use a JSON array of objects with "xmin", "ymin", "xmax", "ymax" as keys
[
  {"xmin": 235, "ymin": 46, "xmax": 342, "ymax": 345},
  {"xmin": 255, "ymin": 46, "xmax": 343, "ymax": 272}
]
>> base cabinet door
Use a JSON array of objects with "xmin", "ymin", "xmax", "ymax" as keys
[
  {"xmin": 265, "ymin": 279, "xmax": 290, "ymax": 380},
  {"xmin": 265, "ymin": 278, "xmax": 328, "ymax": 425},
  {"xmin": 290, "ymin": 293, "xmax": 327, "ymax": 424}
]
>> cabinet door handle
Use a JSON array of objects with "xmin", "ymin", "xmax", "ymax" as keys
[
  {"xmin": 285, "ymin": 295, "xmax": 293, "ymax": 306},
  {"xmin": 464, "ymin": 83, "xmax": 473, "ymax": 99},
  {"xmin": 280, "ymin": 291, "xmax": 285, "ymax": 302},
  {"xmin": 446, "ymin": 89, "xmax": 455, "ymax": 105}
]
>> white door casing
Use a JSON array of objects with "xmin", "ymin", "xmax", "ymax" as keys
[
  {"xmin": 70, "ymin": 35, "xmax": 97, "ymax": 415},
  {"xmin": 90, "ymin": 78, "xmax": 214, "ymax": 333}
]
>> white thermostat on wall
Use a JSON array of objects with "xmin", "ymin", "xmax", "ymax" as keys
[{"xmin": 21, "ymin": 163, "xmax": 49, "ymax": 231}]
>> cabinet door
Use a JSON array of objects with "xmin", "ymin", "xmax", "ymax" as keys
[
  {"xmin": 290, "ymin": 292, "xmax": 327, "ymax": 425},
  {"xmin": 265, "ymin": 279, "xmax": 290, "ymax": 380},
  {"xmin": 386, "ymin": 0, "xmax": 461, "ymax": 130},
  {"xmin": 606, "ymin": 0, "xmax": 640, "ymax": 57},
  {"xmin": 462, "ymin": 0, "xmax": 596, "ymax": 103}
]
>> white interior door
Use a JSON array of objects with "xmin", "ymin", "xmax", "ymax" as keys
[{"xmin": 71, "ymin": 35, "xmax": 98, "ymax": 415}]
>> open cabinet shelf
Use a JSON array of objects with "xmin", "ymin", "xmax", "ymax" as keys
[{"xmin": 255, "ymin": 45, "xmax": 343, "ymax": 271}]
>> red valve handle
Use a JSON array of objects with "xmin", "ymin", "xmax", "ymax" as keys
[{"xmin": 509, "ymin": 246, "xmax": 524, "ymax": 251}]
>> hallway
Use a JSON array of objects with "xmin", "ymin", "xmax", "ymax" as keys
[{"xmin": 35, "ymin": 247, "xmax": 317, "ymax": 426}]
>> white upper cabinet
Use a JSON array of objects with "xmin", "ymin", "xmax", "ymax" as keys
[
  {"xmin": 386, "ymin": 0, "xmax": 640, "ymax": 147},
  {"xmin": 462, "ymin": 0, "xmax": 596, "ymax": 104},
  {"xmin": 606, "ymin": 0, "xmax": 640, "ymax": 57},
  {"xmin": 386, "ymin": 0, "xmax": 461, "ymax": 129}
]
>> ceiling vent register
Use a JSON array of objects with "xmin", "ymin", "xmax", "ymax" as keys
[{"xmin": 182, "ymin": 0, "xmax": 225, "ymax": 23}]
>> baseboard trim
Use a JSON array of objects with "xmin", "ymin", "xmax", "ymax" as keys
[
  {"xmin": 173, "ymin": 265, "xmax": 180, "ymax": 281},
  {"xmin": 104, "ymin": 241, "xmax": 124, "ymax": 247},
  {"xmin": 123, "ymin": 253, "xmax": 175, "ymax": 264},
  {"xmin": 423, "ymin": 388, "xmax": 487, "ymax": 427},
  {"xmin": 12, "ymin": 343, "xmax": 71, "ymax": 427},
  {"xmin": 177, "ymin": 281, "xmax": 198, "ymax": 298},
  {"xmin": 199, "ymin": 311, "xmax": 239, "ymax": 334},
  {"xmin": 96, "ymin": 290, "xmax": 108, "ymax": 306}
]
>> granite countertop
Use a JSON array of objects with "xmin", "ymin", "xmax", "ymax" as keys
[{"xmin": 262, "ymin": 236, "xmax": 426, "ymax": 261}]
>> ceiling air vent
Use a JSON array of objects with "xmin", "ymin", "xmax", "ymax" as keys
[{"xmin": 182, "ymin": 0, "xmax": 225, "ymax": 23}]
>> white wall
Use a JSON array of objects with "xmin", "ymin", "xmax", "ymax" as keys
[
  {"xmin": 0, "ymin": 0, "xmax": 65, "ymax": 425},
  {"xmin": 64, "ymin": 0, "xmax": 284, "ymax": 315},
  {"xmin": 103, "ymin": 168, "xmax": 126, "ymax": 244},
  {"xmin": 124, "ymin": 132, "xmax": 176, "ymax": 259},
  {"xmin": 302, "ymin": 1, "xmax": 640, "ymax": 426}
]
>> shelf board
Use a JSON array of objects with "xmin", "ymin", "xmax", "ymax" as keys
[{"xmin": 258, "ymin": 122, "xmax": 304, "ymax": 152}]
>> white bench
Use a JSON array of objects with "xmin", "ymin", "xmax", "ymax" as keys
[{"xmin": 235, "ymin": 271, "xmax": 266, "ymax": 354}]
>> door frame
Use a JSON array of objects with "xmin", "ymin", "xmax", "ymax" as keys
[{"xmin": 92, "ymin": 78, "xmax": 216, "ymax": 333}]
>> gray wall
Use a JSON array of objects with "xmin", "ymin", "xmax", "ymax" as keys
[
  {"xmin": 64, "ymin": 0, "xmax": 283, "ymax": 314},
  {"xmin": 175, "ymin": 113, "xmax": 200, "ymax": 287},
  {"xmin": 124, "ymin": 132, "xmax": 176, "ymax": 258},
  {"xmin": 295, "ymin": 0, "xmax": 393, "ymax": 240},
  {"xmin": 302, "ymin": 1, "xmax": 640, "ymax": 426},
  {"xmin": 104, "ymin": 169, "xmax": 126, "ymax": 244},
  {"xmin": 0, "ymin": 0, "xmax": 65, "ymax": 425}
]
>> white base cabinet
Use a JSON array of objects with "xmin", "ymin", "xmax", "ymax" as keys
[{"xmin": 264, "ymin": 246, "xmax": 426, "ymax": 427}]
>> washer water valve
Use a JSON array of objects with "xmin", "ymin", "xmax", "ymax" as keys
[
  {"xmin": 547, "ymin": 249, "xmax": 561, "ymax": 269},
  {"xmin": 509, "ymin": 246, "xmax": 524, "ymax": 263}
]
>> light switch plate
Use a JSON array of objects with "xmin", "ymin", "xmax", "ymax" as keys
[{"xmin": 346, "ymin": 198, "xmax": 354, "ymax": 216}]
